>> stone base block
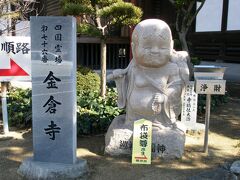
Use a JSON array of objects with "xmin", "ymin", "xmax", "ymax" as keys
[
  {"xmin": 105, "ymin": 115, "xmax": 133, "ymax": 156},
  {"xmin": 105, "ymin": 128, "xmax": 133, "ymax": 156},
  {"xmin": 18, "ymin": 157, "xmax": 88, "ymax": 180},
  {"xmin": 151, "ymin": 128, "xmax": 185, "ymax": 159},
  {"xmin": 105, "ymin": 115, "xmax": 185, "ymax": 159}
]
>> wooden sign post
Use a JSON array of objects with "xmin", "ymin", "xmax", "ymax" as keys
[{"xmin": 194, "ymin": 65, "xmax": 226, "ymax": 153}]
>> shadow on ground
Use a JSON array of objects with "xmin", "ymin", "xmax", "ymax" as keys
[
  {"xmin": 210, "ymin": 98, "xmax": 240, "ymax": 139},
  {"xmin": 0, "ymin": 130, "xmax": 32, "ymax": 180},
  {"xmin": 0, "ymin": 83, "xmax": 239, "ymax": 180},
  {"xmin": 77, "ymin": 134, "xmax": 238, "ymax": 180}
]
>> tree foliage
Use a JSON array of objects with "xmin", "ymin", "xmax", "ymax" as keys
[
  {"xmin": 61, "ymin": 0, "xmax": 142, "ymax": 36},
  {"xmin": 168, "ymin": 0, "xmax": 206, "ymax": 51},
  {"xmin": 61, "ymin": 0, "xmax": 142, "ymax": 97},
  {"xmin": 0, "ymin": 0, "xmax": 39, "ymax": 35}
]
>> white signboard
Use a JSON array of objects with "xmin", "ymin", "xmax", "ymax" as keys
[
  {"xmin": 181, "ymin": 81, "xmax": 198, "ymax": 125},
  {"xmin": 132, "ymin": 119, "xmax": 152, "ymax": 164},
  {"xmin": 0, "ymin": 36, "xmax": 31, "ymax": 81},
  {"xmin": 196, "ymin": 79, "xmax": 226, "ymax": 94}
]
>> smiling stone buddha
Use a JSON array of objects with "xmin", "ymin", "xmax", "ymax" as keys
[{"xmin": 105, "ymin": 19, "xmax": 190, "ymax": 159}]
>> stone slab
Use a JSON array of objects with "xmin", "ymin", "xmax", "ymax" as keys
[
  {"xmin": 230, "ymin": 160, "xmax": 240, "ymax": 174},
  {"xmin": 105, "ymin": 128, "xmax": 133, "ymax": 156},
  {"xmin": 105, "ymin": 115, "xmax": 185, "ymax": 159},
  {"xmin": 152, "ymin": 127, "xmax": 185, "ymax": 159},
  {"xmin": 18, "ymin": 157, "xmax": 88, "ymax": 180},
  {"xmin": 30, "ymin": 16, "xmax": 77, "ymax": 164}
]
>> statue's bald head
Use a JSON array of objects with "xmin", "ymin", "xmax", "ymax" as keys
[
  {"xmin": 132, "ymin": 19, "xmax": 173, "ymax": 48},
  {"xmin": 131, "ymin": 19, "xmax": 174, "ymax": 68}
]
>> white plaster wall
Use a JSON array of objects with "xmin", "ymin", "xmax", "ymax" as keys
[
  {"xmin": 196, "ymin": 0, "xmax": 223, "ymax": 32},
  {"xmin": 227, "ymin": 0, "xmax": 240, "ymax": 30}
]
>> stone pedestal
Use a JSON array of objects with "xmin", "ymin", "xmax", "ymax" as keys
[
  {"xmin": 105, "ymin": 115, "xmax": 185, "ymax": 159},
  {"xmin": 105, "ymin": 115, "xmax": 133, "ymax": 156},
  {"xmin": 18, "ymin": 157, "xmax": 88, "ymax": 180},
  {"xmin": 151, "ymin": 127, "xmax": 185, "ymax": 159}
]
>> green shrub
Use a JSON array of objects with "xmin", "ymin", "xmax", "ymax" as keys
[
  {"xmin": 77, "ymin": 23, "xmax": 102, "ymax": 37},
  {"xmin": 77, "ymin": 66, "xmax": 100, "ymax": 95},
  {"xmin": 76, "ymin": 68, "xmax": 122, "ymax": 134},
  {"xmin": 197, "ymin": 94, "xmax": 229, "ymax": 114},
  {"xmin": 191, "ymin": 56, "xmax": 201, "ymax": 65},
  {"xmin": 173, "ymin": 39, "xmax": 181, "ymax": 51},
  {"xmin": 7, "ymin": 87, "xmax": 32, "ymax": 127},
  {"xmin": 77, "ymin": 87, "xmax": 124, "ymax": 135}
]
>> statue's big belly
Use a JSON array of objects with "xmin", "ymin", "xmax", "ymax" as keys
[{"xmin": 129, "ymin": 88, "xmax": 157, "ymax": 116}]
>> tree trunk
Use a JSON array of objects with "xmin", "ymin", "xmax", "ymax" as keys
[
  {"xmin": 178, "ymin": 31, "xmax": 188, "ymax": 52},
  {"xmin": 178, "ymin": 31, "xmax": 194, "ymax": 78},
  {"xmin": 100, "ymin": 39, "xmax": 107, "ymax": 98}
]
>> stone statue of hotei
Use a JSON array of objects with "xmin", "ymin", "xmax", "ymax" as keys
[{"xmin": 105, "ymin": 19, "xmax": 189, "ymax": 158}]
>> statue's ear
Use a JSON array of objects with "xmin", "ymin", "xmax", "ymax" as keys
[
  {"xmin": 131, "ymin": 42, "xmax": 136, "ymax": 57},
  {"xmin": 170, "ymin": 40, "xmax": 174, "ymax": 55},
  {"xmin": 171, "ymin": 40, "xmax": 174, "ymax": 50}
]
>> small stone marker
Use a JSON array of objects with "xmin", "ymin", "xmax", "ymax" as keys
[
  {"xmin": 132, "ymin": 119, "xmax": 152, "ymax": 164},
  {"xmin": 18, "ymin": 16, "xmax": 87, "ymax": 179}
]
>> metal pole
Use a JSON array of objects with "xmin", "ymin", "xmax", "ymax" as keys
[
  {"xmin": 1, "ymin": 82, "xmax": 9, "ymax": 134},
  {"xmin": 1, "ymin": 2, "xmax": 11, "ymax": 134},
  {"xmin": 204, "ymin": 94, "xmax": 211, "ymax": 153}
]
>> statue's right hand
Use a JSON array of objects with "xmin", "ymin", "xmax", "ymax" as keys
[
  {"xmin": 107, "ymin": 74, "xmax": 115, "ymax": 81},
  {"xmin": 107, "ymin": 69, "xmax": 124, "ymax": 80}
]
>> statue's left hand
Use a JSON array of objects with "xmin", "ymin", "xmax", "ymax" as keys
[{"xmin": 152, "ymin": 93, "xmax": 165, "ymax": 114}]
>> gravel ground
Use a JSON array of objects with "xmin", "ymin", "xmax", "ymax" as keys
[{"xmin": 0, "ymin": 83, "xmax": 239, "ymax": 180}]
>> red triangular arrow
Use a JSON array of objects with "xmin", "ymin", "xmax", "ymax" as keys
[{"xmin": 0, "ymin": 58, "xmax": 29, "ymax": 76}]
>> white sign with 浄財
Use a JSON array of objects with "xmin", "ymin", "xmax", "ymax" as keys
[
  {"xmin": 196, "ymin": 79, "xmax": 226, "ymax": 95},
  {"xmin": 181, "ymin": 81, "xmax": 198, "ymax": 125}
]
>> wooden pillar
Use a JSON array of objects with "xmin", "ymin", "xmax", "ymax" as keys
[
  {"xmin": 220, "ymin": 0, "xmax": 229, "ymax": 58},
  {"xmin": 221, "ymin": 0, "xmax": 229, "ymax": 32},
  {"xmin": 129, "ymin": 0, "xmax": 137, "ymax": 60}
]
